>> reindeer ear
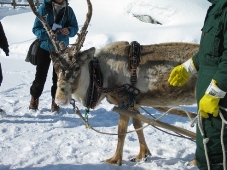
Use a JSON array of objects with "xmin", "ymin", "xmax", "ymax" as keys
[{"xmin": 80, "ymin": 47, "xmax": 96, "ymax": 61}]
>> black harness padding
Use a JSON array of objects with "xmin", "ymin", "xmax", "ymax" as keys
[
  {"xmin": 128, "ymin": 41, "xmax": 141, "ymax": 86},
  {"xmin": 85, "ymin": 58, "xmax": 103, "ymax": 109}
]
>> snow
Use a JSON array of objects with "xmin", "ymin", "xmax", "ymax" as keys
[{"xmin": 0, "ymin": 0, "xmax": 210, "ymax": 169}]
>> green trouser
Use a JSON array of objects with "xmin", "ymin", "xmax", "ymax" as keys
[
  {"xmin": 196, "ymin": 117, "xmax": 227, "ymax": 170},
  {"xmin": 195, "ymin": 65, "xmax": 227, "ymax": 170}
]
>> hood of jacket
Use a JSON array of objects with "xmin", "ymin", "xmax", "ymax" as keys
[
  {"xmin": 208, "ymin": 0, "xmax": 219, "ymax": 5},
  {"xmin": 52, "ymin": 1, "xmax": 66, "ymax": 14},
  {"xmin": 208, "ymin": 0, "xmax": 227, "ymax": 16},
  {"xmin": 44, "ymin": 0, "xmax": 68, "ymax": 3}
]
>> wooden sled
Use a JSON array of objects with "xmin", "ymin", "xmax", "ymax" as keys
[{"xmin": 112, "ymin": 107, "xmax": 196, "ymax": 140}]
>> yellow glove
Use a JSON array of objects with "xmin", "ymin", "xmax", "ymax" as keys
[
  {"xmin": 168, "ymin": 65, "xmax": 190, "ymax": 86},
  {"xmin": 199, "ymin": 94, "xmax": 220, "ymax": 118},
  {"xmin": 199, "ymin": 79, "xmax": 226, "ymax": 118},
  {"xmin": 168, "ymin": 58, "xmax": 197, "ymax": 86}
]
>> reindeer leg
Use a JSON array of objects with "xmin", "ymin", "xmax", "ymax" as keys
[
  {"xmin": 131, "ymin": 117, "xmax": 151, "ymax": 162},
  {"xmin": 105, "ymin": 114, "xmax": 130, "ymax": 165}
]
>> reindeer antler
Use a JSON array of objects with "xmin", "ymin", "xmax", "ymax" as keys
[
  {"xmin": 72, "ymin": 0, "xmax": 92, "ymax": 56},
  {"xmin": 27, "ymin": 0, "xmax": 60, "ymax": 54}
]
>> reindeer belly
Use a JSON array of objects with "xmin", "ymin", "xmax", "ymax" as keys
[{"xmin": 136, "ymin": 77, "xmax": 196, "ymax": 107}]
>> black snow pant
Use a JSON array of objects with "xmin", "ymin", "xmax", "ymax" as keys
[
  {"xmin": 30, "ymin": 47, "xmax": 57, "ymax": 100},
  {"xmin": 0, "ymin": 62, "xmax": 2, "ymax": 86}
]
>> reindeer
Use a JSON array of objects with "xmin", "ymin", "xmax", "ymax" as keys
[{"xmin": 28, "ymin": 0, "xmax": 199, "ymax": 165}]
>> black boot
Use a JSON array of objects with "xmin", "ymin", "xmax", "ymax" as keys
[
  {"xmin": 29, "ymin": 97, "xmax": 39, "ymax": 110},
  {"xmin": 0, "ymin": 108, "xmax": 6, "ymax": 117}
]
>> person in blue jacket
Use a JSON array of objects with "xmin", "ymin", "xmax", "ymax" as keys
[{"xmin": 29, "ymin": 0, "xmax": 78, "ymax": 112}]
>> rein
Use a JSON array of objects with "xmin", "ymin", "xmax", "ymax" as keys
[
  {"xmin": 70, "ymin": 99, "xmax": 196, "ymax": 140},
  {"xmin": 70, "ymin": 99, "xmax": 147, "ymax": 136}
]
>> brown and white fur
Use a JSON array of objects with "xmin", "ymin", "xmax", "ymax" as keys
[{"xmin": 54, "ymin": 41, "xmax": 199, "ymax": 165}]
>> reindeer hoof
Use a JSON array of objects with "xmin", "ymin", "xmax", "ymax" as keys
[
  {"xmin": 105, "ymin": 157, "xmax": 122, "ymax": 166},
  {"xmin": 190, "ymin": 158, "xmax": 197, "ymax": 166},
  {"xmin": 129, "ymin": 154, "xmax": 151, "ymax": 162}
]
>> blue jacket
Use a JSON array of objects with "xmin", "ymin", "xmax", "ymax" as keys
[{"xmin": 32, "ymin": 0, "xmax": 78, "ymax": 52}]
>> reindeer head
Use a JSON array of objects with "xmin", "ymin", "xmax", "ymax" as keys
[
  {"xmin": 28, "ymin": 0, "xmax": 93, "ymax": 105},
  {"xmin": 52, "ymin": 47, "xmax": 95, "ymax": 106}
]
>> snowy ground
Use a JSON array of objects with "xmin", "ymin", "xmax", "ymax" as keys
[{"xmin": 0, "ymin": 0, "xmax": 211, "ymax": 169}]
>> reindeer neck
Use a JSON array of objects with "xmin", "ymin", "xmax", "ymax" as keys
[
  {"xmin": 84, "ymin": 58, "xmax": 103, "ymax": 109},
  {"xmin": 95, "ymin": 41, "xmax": 131, "ymax": 88},
  {"xmin": 72, "ymin": 59, "xmax": 91, "ymax": 106}
]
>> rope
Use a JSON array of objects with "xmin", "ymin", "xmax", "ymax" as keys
[
  {"xmin": 140, "ymin": 106, "xmax": 196, "ymax": 141},
  {"xmin": 151, "ymin": 106, "xmax": 197, "ymax": 127},
  {"xmin": 70, "ymin": 99, "xmax": 195, "ymax": 140},
  {"xmin": 219, "ymin": 109, "xmax": 227, "ymax": 170},
  {"xmin": 90, "ymin": 124, "xmax": 150, "ymax": 136},
  {"xmin": 70, "ymin": 99, "xmax": 149, "ymax": 136},
  {"xmin": 198, "ymin": 106, "xmax": 227, "ymax": 170},
  {"xmin": 198, "ymin": 112, "xmax": 210, "ymax": 170},
  {"xmin": 140, "ymin": 106, "xmax": 197, "ymax": 128}
]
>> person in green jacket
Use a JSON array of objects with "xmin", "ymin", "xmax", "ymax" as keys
[{"xmin": 168, "ymin": 0, "xmax": 227, "ymax": 169}]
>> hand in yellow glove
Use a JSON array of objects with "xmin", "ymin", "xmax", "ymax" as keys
[
  {"xmin": 199, "ymin": 94, "xmax": 220, "ymax": 118},
  {"xmin": 168, "ymin": 65, "xmax": 190, "ymax": 86},
  {"xmin": 168, "ymin": 58, "xmax": 197, "ymax": 87},
  {"xmin": 199, "ymin": 79, "xmax": 226, "ymax": 118}
]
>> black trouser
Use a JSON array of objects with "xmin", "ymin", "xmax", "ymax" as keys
[
  {"xmin": 0, "ymin": 62, "xmax": 2, "ymax": 86},
  {"xmin": 30, "ymin": 47, "xmax": 57, "ymax": 100}
]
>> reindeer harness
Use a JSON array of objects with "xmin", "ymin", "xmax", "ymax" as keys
[
  {"xmin": 85, "ymin": 58, "xmax": 103, "ymax": 109},
  {"xmin": 128, "ymin": 41, "xmax": 141, "ymax": 86},
  {"xmin": 85, "ymin": 41, "xmax": 141, "ymax": 110}
]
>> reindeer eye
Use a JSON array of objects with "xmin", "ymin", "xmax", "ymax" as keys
[{"xmin": 75, "ymin": 66, "xmax": 80, "ymax": 71}]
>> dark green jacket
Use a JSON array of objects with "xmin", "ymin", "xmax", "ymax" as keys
[
  {"xmin": 193, "ymin": 0, "xmax": 227, "ymax": 107},
  {"xmin": 192, "ymin": 1, "xmax": 227, "ymax": 169}
]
